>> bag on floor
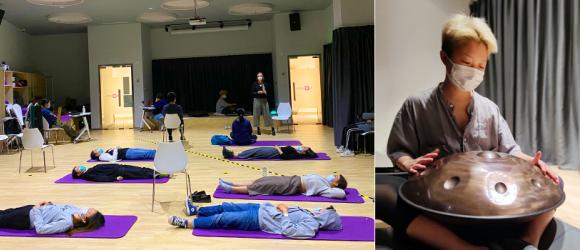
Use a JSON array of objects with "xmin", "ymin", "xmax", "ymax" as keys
[
  {"xmin": 211, "ymin": 135, "xmax": 232, "ymax": 145},
  {"xmin": 3, "ymin": 117, "xmax": 21, "ymax": 134}
]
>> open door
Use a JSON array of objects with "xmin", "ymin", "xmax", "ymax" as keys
[
  {"xmin": 288, "ymin": 55, "xmax": 322, "ymax": 124},
  {"xmin": 99, "ymin": 65, "xmax": 134, "ymax": 129}
]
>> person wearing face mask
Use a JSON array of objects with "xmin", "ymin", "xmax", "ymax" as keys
[
  {"xmin": 71, "ymin": 164, "xmax": 169, "ymax": 182},
  {"xmin": 168, "ymin": 202, "xmax": 342, "ymax": 239},
  {"xmin": 221, "ymin": 145, "xmax": 318, "ymax": 160},
  {"xmin": 38, "ymin": 99, "xmax": 79, "ymax": 141},
  {"xmin": 89, "ymin": 147, "xmax": 156, "ymax": 162},
  {"xmin": 217, "ymin": 174, "xmax": 348, "ymax": 199},
  {"xmin": 215, "ymin": 90, "xmax": 237, "ymax": 115},
  {"xmin": 382, "ymin": 14, "xmax": 561, "ymax": 250},
  {"xmin": 0, "ymin": 202, "xmax": 105, "ymax": 235},
  {"xmin": 252, "ymin": 72, "xmax": 276, "ymax": 136}
]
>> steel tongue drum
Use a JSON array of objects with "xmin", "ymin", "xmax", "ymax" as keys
[{"xmin": 399, "ymin": 151, "xmax": 565, "ymax": 224}]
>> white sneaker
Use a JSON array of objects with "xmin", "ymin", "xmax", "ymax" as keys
[
  {"xmin": 336, "ymin": 146, "xmax": 345, "ymax": 153},
  {"xmin": 340, "ymin": 149, "xmax": 355, "ymax": 157}
]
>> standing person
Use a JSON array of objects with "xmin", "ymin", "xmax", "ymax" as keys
[
  {"xmin": 252, "ymin": 72, "xmax": 275, "ymax": 136},
  {"xmin": 162, "ymin": 92, "xmax": 185, "ymax": 141},
  {"xmin": 153, "ymin": 93, "xmax": 168, "ymax": 128},
  {"xmin": 230, "ymin": 108, "xmax": 257, "ymax": 145}
]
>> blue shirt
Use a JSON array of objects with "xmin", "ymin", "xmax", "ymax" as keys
[
  {"xmin": 41, "ymin": 108, "xmax": 57, "ymax": 126},
  {"xmin": 28, "ymin": 204, "xmax": 88, "ymax": 234},
  {"xmin": 258, "ymin": 203, "xmax": 320, "ymax": 239},
  {"xmin": 231, "ymin": 118, "xmax": 255, "ymax": 145},
  {"xmin": 153, "ymin": 99, "xmax": 168, "ymax": 115},
  {"xmin": 302, "ymin": 174, "xmax": 346, "ymax": 199}
]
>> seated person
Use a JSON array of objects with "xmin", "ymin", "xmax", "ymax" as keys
[
  {"xmin": 229, "ymin": 108, "xmax": 257, "ymax": 145},
  {"xmin": 39, "ymin": 99, "xmax": 79, "ymax": 140},
  {"xmin": 0, "ymin": 202, "xmax": 105, "ymax": 235},
  {"xmin": 162, "ymin": 92, "xmax": 185, "ymax": 141},
  {"xmin": 71, "ymin": 164, "xmax": 170, "ymax": 182},
  {"xmin": 90, "ymin": 147, "xmax": 156, "ymax": 162},
  {"xmin": 218, "ymin": 174, "xmax": 348, "ymax": 199},
  {"xmin": 168, "ymin": 202, "xmax": 342, "ymax": 239},
  {"xmin": 215, "ymin": 90, "xmax": 237, "ymax": 115},
  {"xmin": 222, "ymin": 145, "xmax": 317, "ymax": 160},
  {"xmin": 153, "ymin": 93, "xmax": 168, "ymax": 126}
]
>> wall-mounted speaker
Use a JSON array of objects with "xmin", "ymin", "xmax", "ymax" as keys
[
  {"xmin": 0, "ymin": 9, "xmax": 5, "ymax": 25},
  {"xmin": 289, "ymin": 13, "xmax": 300, "ymax": 31}
]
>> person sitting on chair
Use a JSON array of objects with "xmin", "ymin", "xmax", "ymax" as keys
[
  {"xmin": 153, "ymin": 93, "xmax": 168, "ymax": 128},
  {"xmin": 71, "ymin": 164, "xmax": 170, "ymax": 182},
  {"xmin": 230, "ymin": 108, "xmax": 257, "ymax": 145},
  {"xmin": 215, "ymin": 90, "xmax": 237, "ymax": 115},
  {"xmin": 222, "ymin": 145, "xmax": 317, "ymax": 160},
  {"xmin": 168, "ymin": 202, "xmax": 342, "ymax": 239},
  {"xmin": 0, "ymin": 202, "xmax": 105, "ymax": 235},
  {"xmin": 218, "ymin": 174, "xmax": 348, "ymax": 199},
  {"xmin": 90, "ymin": 147, "xmax": 156, "ymax": 162},
  {"xmin": 162, "ymin": 92, "xmax": 185, "ymax": 141},
  {"xmin": 38, "ymin": 99, "xmax": 79, "ymax": 141}
]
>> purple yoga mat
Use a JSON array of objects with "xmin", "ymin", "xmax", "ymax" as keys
[
  {"xmin": 193, "ymin": 216, "xmax": 374, "ymax": 241},
  {"xmin": 0, "ymin": 215, "xmax": 137, "ymax": 239},
  {"xmin": 54, "ymin": 174, "xmax": 170, "ymax": 184},
  {"xmin": 229, "ymin": 140, "xmax": 303, "ymax": 147},
  {"xmin": 229, "ymin": 153, "xmax": 331, "ymax": 161},
  {"xmin": 213, "ymin": 186, "xmax": 364, "ymax": 203},
  {"xmin": 86, "ymin": 159, "xmax": 154, "ymax": 163}
]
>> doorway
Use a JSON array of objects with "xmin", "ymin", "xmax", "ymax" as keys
[
  {"xmin": 288, "ymin": 55, "xmax": 322, "ymax": 124},
  {"xmin": 99, "ymin": 64, "xmax": 134, "ymax": 129}
]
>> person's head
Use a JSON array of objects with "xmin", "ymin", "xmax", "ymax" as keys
[
  {"xmin": 256, "ymin": 72, "xmax": 264, "ymax": 83},
  {"xmin": 155, "ymin": 93, "xmax": 164, "ymax": 101},
  {"xmin": 311, "ymin": 205, "xmax": 342, "ymax": 230},
  {"xmin": 39, "ymin": 99, "xmax": 51, "ymax": 109},
  {"xmin": 90, "ymin": 148, "xmax": 105, "ymax": 160},
  {"xmin": 167, "ymin": 92, "xmax": 177, "ymax": 103},
  {"xmin": 295, "ymin": 146, "xmax": 317, "ymax": 158},
  {"xmin": 219, "ymin": 90, "xmax": 228, "ymax": 98},
  {"xmin": 440, "ymin": 14, "xmax": 497, "ymax": 92},
  {"xmin": 236, "ymin": 108, "xmax": 246, "ymax": 121},
  {"xmin": 71, "ymin": 165, "xmax": 88, "ymax": 178},
  {"xmin": 69, "ymin": 208, "xmax": 105, "ymax": 235},
  {"xmin": 325, "ymin": 174, "xmax": 348, "ymax": 189}
]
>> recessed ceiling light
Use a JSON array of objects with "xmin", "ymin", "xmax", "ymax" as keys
[
  {"xmin": 229, "ymin": 3, "xmax": 273, "ymax": 16},
  {"xmin": 161, "ymin": 0, "xmax": 209, "ymax": 11},
  {"xmin": 27, "ymin": 0, "xmax": 84, "ymax": 7},
  {"xmin": 137, "ymin": 12, "xmax": 177, "ymax": 23},
  {"xmin": 48, "ymin": 12, "xmax": 92, "ymax": 24}
]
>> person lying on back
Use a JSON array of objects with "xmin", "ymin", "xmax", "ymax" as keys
[{"xmin": 71, "ymin": 164, "xmax": 169, "ymax": 182}]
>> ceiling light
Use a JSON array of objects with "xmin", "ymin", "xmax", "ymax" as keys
[
  {"xmin": 27, "ymin": 0, "xmax": 84, "ymax": 7},
  {"xmin": 161, "ymin": 0, "xmax": 209, "ymax": 11},
  {"xmin": 48, "ymin": 12, "xmax": 92, "ymax": 24},
  {"xmin": 228, "ymin": 3, "xmax": 273, "ymax": 16},
  {"xmin": 137, "ymin": 12, "xmax": 177, "ymax": 23}
]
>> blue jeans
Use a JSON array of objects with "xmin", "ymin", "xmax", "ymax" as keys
[
  {"xmin": 194, "ymin": 203, "xmax": 260, "ymax": 230},
  {"xmin": 153, "ymin": 113, "xmax": 164, "ymax": 123},
  {"xmin": 125, "ymin": 148, "xmax": 156, "ymax": 160}
]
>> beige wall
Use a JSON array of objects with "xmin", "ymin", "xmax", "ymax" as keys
[
  {"xmin": 374, "ymin": 0, "xmax": 471, "ymax": 167},
  {"xmin": 333, "ymin": 0, "xmax": 374, "ymax": 28}
]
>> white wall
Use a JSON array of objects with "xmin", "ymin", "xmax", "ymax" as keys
[
  {"xmin": 141, "ymin": 25, "xmax": 153, "ymax": 104},
  {"xmin": 0, "ymin": 21, "xmax": 34, "ymax": 71},
  {"xmin": 374, "ymin": 0, "xmax": 471, "ymax": 167},
  {"xmin": 333, "ymin": 0, "xmax": 374, "ymax": 28},
  {"xmin": 30, "ymin": 33, "xmax": 90, "ymax": 106},
  {"xmin": 88, "ymin": 23, "xmax": 147, "ymax": 129}
]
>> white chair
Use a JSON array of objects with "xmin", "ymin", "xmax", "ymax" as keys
[
  {"xmin": 162, "ymin": 114, "xmax": 181, "ymax": 142},
  {"xmin": 4, "ymin": 104, "xmax": 23, "ymax": 151},
  {"xmin": 19, "ymin": 128, "xmax": 55, "ymax": 174},
  {"xmin": 42, "ymin": 117, "xmax": 64, "ymax": 144},
  {"xmin": 271, "ymin": 102, "xmax": 294, "ymax": 133},
  {"xmin": 152, "ymin": 142, "xmax": 191, "ymax": 211},
  {"xmin": 0, "ymin": 135, "xmax": 8, "ymax": 153}
]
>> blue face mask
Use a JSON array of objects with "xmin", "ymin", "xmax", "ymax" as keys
[
  {"xmin": 296, "ymin": 146, "xmax": 303, "ymax": 152},
  {"xmin": 312, "ymin": 208, "xmax": 322, "ymax": 214},
  {"xmin": 97, "ymin": 148, "xmax": 104, "ymax": 155},
  {"xmin": 326, "ymin": 175, "xmax": 336, "ymax": 183},
  {"xmin": 79, "ymin": 166, "xmax": 87, "ymax": 172}
]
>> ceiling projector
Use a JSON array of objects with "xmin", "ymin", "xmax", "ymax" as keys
[{"xmin": 189, "ymin": 17, "xmax": 207, "ymax": 26}]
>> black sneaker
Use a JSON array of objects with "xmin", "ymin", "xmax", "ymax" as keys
[
  {"xmin": 271, "ymin": 127, "xmax": 276, "ymax": 136},
  {"xmin": 190, "ymin": 194, "xmax": 212, "ymax": 203},
  {"xmin": 222, "ymin": 146, "xmax": 234, "ymax": 159},
  {"xmin": 257, "ymin": 127, "xmax": 261, "ymax": 135}
]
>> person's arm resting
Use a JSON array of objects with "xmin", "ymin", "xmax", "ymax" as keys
[
  {"xmin": 280, "ymin": 216, "xmax": 319, "ymax": 239},
  {"xmin": 99, "ymin": 148, "xmax": 118, "ymax": 162},
  {"xmin": 319, "ymin": 188, "xmax": 346, "ymax": 199},
  {"xmin": 30, "ymin": 209, "xmax": 71, "ymax": 235}
]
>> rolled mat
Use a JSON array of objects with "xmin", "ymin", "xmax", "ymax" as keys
[
  {"xmin": 54, "ymin": 174, "xmax": 170, "ymax": 184},
  {"xmin": 0, "ymin": 215, "xmax": 137, "ymax": 239},
  {"xmin": 228, "ymin": 153, "xmax": 331, "ymax": 161},
  {"xmin": 228, "ymin": 140, "xmax": 303, "ymax": 147},
  {"xmin": 213, "ymin": 186, "xmax": 364, "ymax": 203},
  {"xmin": 193, "ymin": 216, "xmax": 374, "ymax": 241},
  {"xmin": 86, "ymin": 159, "xmax": 154, "ymax": 163}
]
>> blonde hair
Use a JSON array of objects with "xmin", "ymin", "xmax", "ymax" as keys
[{"xmin": 441, "ymin": 14, "xmax": 497, "ymax": 55}]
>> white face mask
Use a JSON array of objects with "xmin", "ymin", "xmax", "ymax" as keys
[
  {"xmin": 257, "ymin": 76, "xmax": 264, "ymax": 81},
  {"xmin": 222, "ymin": 95, "xmax": 227, "ymax": 99},
  {"xmin": 446, "ymin": 57, "xmax": 484, "ymax": 91}
]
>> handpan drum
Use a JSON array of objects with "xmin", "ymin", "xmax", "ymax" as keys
[{"xmin": 399, "ymin": 151, "xmax": 565, "ymax": 224}]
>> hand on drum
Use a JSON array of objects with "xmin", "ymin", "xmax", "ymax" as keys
[
  {"xmin": 531, "ymin": 151, "xmax": 560, "ymax": 185},
  {"xmin": 402, "ymin": 148, "xmax": 440, "ymax": 175}
]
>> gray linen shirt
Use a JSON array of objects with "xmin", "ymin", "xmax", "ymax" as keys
[{"xmin": 387, "ymin": 84, "xmax": 521, "ymax": 166}]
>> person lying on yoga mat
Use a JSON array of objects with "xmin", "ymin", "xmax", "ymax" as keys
[
  {"xmin": 218, "ymin": 174, "xmax": 348, "ymax": 199},
  {"xmin": 168, "ymin": 202, "xmax": 342, "ymax": 239},
  {"xmin": 222, "ymin": 145, "xmax": 317, "ymax": 160},
  {"xmin": 71, "ymin": 164, "xmax": 170, "ymax": 182},
  {"xmin": 230, "ymin": 108, "xmax": 257, "ymax": 146},
  {"xmin": 0, "ymin": 202, "xmax": 105, "ymax": 235},
  {"xmin": 90, "ymin": 147, "xmax": 156, "ymax": 162}
]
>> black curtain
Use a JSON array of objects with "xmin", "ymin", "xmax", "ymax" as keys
[
  {"xmin": 322, "ymin": 43, "xmax": 334, "ymax": 126},
  {"xmin": 152, "ymin": 54, "xmax": 275, "ymax": 113},
  {"xmin": 471, "ymin": 0, "xmax": 580, "ymax": 170},
  {"xmin": 331, "ymin": 25, "xmax": 374, "ymax": 146}
]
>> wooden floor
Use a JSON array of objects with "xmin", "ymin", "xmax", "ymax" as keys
[{"xmin": 0, "ymin": 117, "xmax": 374, "ymax": 249}]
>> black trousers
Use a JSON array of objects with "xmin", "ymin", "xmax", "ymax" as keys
[
  {"xmin": 167, "ymin": 124, "xmax": 185, "ymax": 140},
  {"xmin": 121, "ymin": 166, "xmax": 160, "ymax": 179},
  {"xmin": 0, "ymin": 205, "xmax": 34, "ymax": 230}
]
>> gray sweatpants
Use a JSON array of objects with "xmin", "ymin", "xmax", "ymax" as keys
[{"xmin": 253, "ymin": 98, "xmax": 272, "ymax": 127}]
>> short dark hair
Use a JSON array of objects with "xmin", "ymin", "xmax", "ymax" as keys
[
  {"xmin": 39, "ymin": 99, "xmax": 50, "ymax": 107},
  {"xmin": 72, "ymin": 168, "xmax": 80, "ymax": 179},
  {"xmin": 337, "ymin": 175, "xmax": 348, "ymax": 189},
  {"xmin": 304, "ymin": 148, "xmax": 317, "ymax": 158},
  {"xmin": 90, "ymin": 151, "xmax": 98, "ymax": 160},
  {"xmin": 156, "ymin": 93, "xmax": 164, "ymax": 99},
  {"xmin": 167, "ymin": 92, "xmax": 176, "ymax": 102}
]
